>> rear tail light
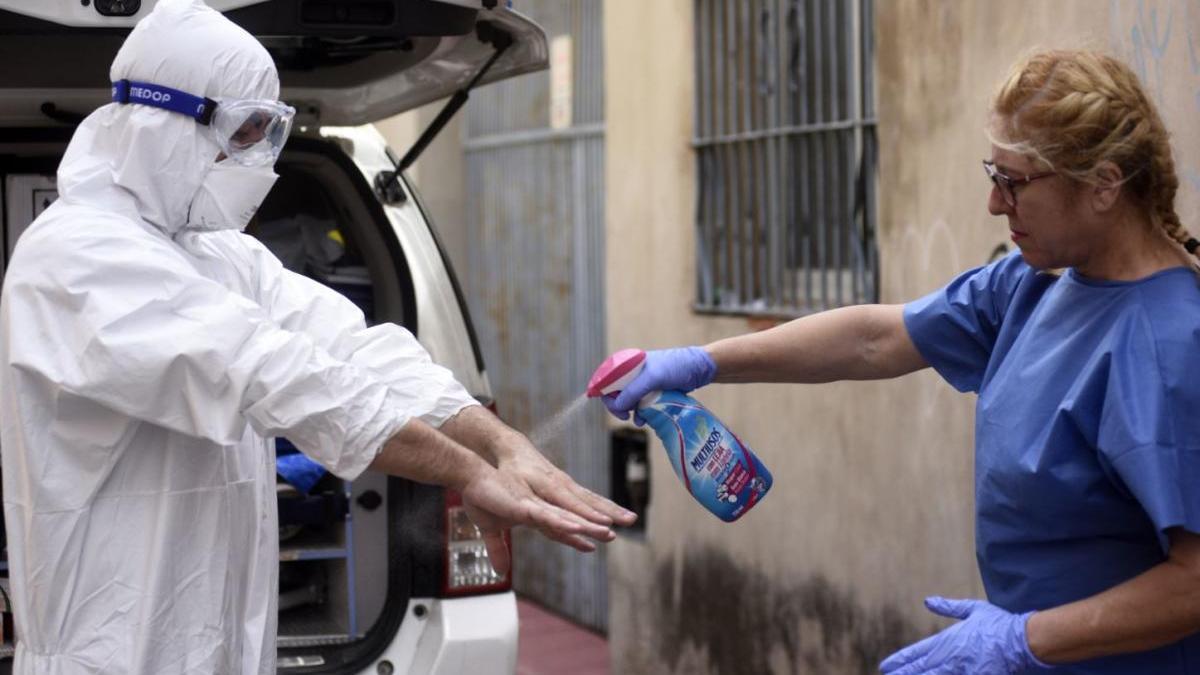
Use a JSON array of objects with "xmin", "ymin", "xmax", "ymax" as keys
[
  {"xmin": 442, "ymin": 489, "xmax": 512, "ymax": 596},
  {"xmin": 476, "ymin": 396, "xmax": 499, "ymax": 416},
  {"xmin": 441, "ymin": 395, "xmax": 512, "ymax": 596}
]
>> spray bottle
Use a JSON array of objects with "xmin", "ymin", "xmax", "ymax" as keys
[{"xmin": 586, "ymin": 348, "xmax": 772, "ymax": 522}]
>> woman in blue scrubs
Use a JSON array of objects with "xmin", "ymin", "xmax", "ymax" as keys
[{"xmin": 601, "ymin": 50, "xmax": 1200, "ymax": 674}]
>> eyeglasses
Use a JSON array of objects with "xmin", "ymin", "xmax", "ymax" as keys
[{"xmin": 982, "ymin": 160, "xmax": 1056, "ymax": 207}]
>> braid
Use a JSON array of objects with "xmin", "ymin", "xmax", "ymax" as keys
[
  {"xmin": 1148, "ymin": 133, "xmax": 1191, "ymax": 246},
  {"xmin": 990, "ymin": 50, "xmax": 1199, "ymax": 260},
  {"xmin": 1146, "ymin": 123, "xmax": 1200, "ymax": 259}
]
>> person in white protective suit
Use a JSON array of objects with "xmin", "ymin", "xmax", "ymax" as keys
[{"xmin": 0, "ymin": 1, "xmax": 636, "ymax": 673}]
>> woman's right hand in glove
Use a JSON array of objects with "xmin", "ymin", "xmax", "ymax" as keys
[{"xmin": 603, "ymin": 346, "xmax": 717, "ymax": 421}]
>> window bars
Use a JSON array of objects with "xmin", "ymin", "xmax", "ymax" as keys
[{"xmin": 693, "ymin": 0, "xmax": 877, "ymax": 316}]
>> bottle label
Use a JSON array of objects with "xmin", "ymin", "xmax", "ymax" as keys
[{"xmin": 641, "ymin": 391, "xmax": 772, "ymax": 522}]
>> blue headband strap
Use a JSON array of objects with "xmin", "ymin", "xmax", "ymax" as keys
[{"xmin": 111, "ymin": 79, "xmax": 218, "ymax": 126}]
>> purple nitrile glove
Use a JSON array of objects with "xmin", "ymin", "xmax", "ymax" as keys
[
  {"xmin": 601, "ymin": 347, "xmax": 717, "ymax": 423},
  {"xmin": 879, "ymin": 597, "xmax": 1053, "ymax": 675}
]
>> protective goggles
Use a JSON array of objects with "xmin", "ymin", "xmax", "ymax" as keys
[{"xmin": 112, "ymin": 79, "xmax": 295, "ymax": 167}]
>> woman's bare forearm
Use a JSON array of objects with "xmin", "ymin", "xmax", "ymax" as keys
[
  {"xmin": 705, "ymin": 304, "xmax": 927, "ymax": 384},
  {"xmin": 1027, "ymin": 529, "xmax": 1200, "ymax": 663}
]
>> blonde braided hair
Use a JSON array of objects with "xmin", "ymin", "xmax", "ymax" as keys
[{"xmin": 989, "ymin": 49, "xmax": 1199, "ymax": 258}]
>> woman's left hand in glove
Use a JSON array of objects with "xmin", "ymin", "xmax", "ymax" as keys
[{"xmin": 879, "ymin": 596, "xmax": 1053, "ymax": 674}]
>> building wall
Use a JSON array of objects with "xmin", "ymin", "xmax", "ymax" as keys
[
  {"xmin": 604, "ymin": 1, "xmax": 1200, "ymax": 673},
  {"xmin": 458, "ymin": 0, "xmax": 612, "ymax": 629},
  {"xmin": 379, "ymin": 3, "xmax": 614, "ymax": 630}
]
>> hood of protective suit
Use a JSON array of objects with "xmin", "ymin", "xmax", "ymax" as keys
[{"xmin": 57, "ymin": 0, "xmax": 279, "ymax": 234}]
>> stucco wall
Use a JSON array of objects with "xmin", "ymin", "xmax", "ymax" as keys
[{"xmin": 604, "ymin": 1, "xmax": 1200, "ymax": 673}]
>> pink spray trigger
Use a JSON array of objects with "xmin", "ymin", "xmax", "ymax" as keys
[{"xmin": 586, "ymin": 348, "xmax": 647, "ymax": 398}]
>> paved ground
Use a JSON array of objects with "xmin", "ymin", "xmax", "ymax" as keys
[{"xmin": 516, "ymin": 596, "xmax": 610, "ymax": 675}]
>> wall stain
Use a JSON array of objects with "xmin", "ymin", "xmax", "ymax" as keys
[{"xmin": 654, "ymin": 546, "xmax": 919, "ymax": 675}]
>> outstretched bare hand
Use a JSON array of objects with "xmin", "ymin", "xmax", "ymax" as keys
[
  {"xmin": 496, "ymin": 435, "xmax": 638, "ymax": 530},
  {"xmin": 460, "ymin": 464, "xmax": 617, "ymax": 576}
]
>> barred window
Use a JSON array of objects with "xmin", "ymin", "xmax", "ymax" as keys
[{"xmin": 694, "ymin": 0, "xmax": 877, "ymax": 316}]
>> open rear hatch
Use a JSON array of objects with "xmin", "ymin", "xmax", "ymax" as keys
[{"xmin": 0, "ymin": 0, "xmax": 547, "ymax": 127}]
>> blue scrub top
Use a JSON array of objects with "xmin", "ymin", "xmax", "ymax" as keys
[{"xmin": 904, "ymin": 253, "xmax": 1200, "ymax": 674}]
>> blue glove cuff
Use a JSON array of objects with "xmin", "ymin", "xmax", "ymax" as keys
[
  {"xmin": 1019, "ymin": 611, "xmax": 1055, "ymax": 671},
  {"xmin": 685, "ymin": 345, "xmax": 718, "ymax": 388}
]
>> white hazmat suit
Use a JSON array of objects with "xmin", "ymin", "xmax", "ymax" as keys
[{"xmin": 0, "ymin": 1, "xmax": 476, "ymax": 672}]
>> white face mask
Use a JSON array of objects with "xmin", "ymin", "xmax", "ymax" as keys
[{"xmin": 186, "ymin": 160, "xmax": 278, "ymax": 232}]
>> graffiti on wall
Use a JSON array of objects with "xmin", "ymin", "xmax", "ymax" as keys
[{"xmin": 1111, "ymin": 0, "xmax": 1200, "ymax": 194}]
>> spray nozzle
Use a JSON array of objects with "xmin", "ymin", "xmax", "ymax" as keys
[{"xmin": 586, "ymin": 348, "xmax": 646, "ymax": 398}]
